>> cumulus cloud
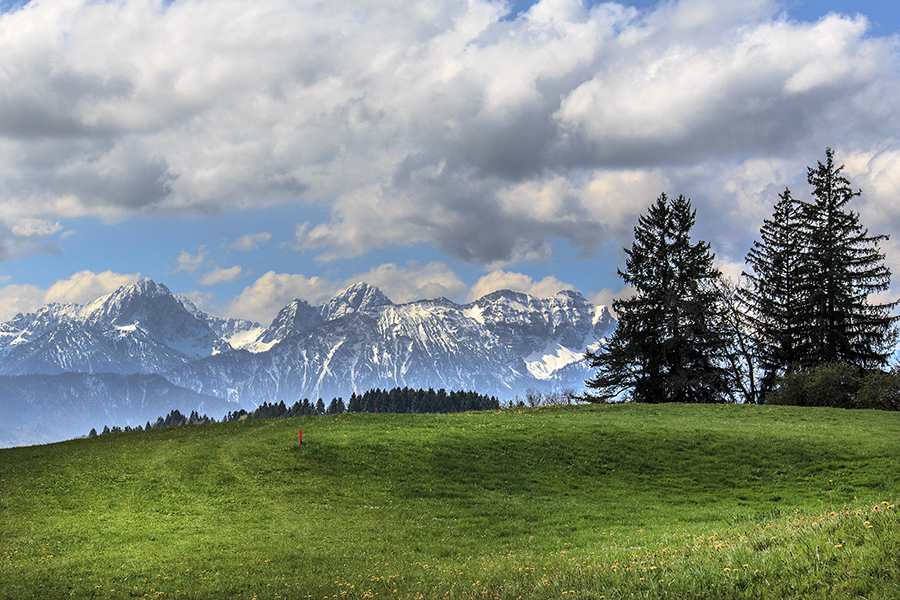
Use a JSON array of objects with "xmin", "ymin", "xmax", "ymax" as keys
[
  {"xmin": 2, "ymin": 0, "xmax": 900, "ymax": 271},
  {"xmin": 466, "ymin": 270, "xmax": 576, "ymax": 302},
  {"xmin": 198, "ymin": 265, "xmax": 243, "ymax": 285},
  {"xmin": 44, "ymin": 269, "xmax": 141, "ymax": 305},
  {"xmin": 0, "ymin": 218, "xmax": 64, "ymax": 261},
  {"xmin": 0, "ymin": 283, "xmax": 46, "ymax": 322},
  {"xmin": 589, "ymin": 286, "xmax": 635, "ymax": 312},
  {"xmin": 352, "ymin": 262, "xmax": 468, "ymax": 303},
  {"xmin": 226, "ymin": 272, "xmax": 343, "ymax": 324},
  {"xmin": 226, "ymin": 261, "xmax": 469, "ymax": 323},
  {"xmin": 230, "ymin": 232, "xmax": 272, "ymax": 251},
  {"xmin": 0, "ymin": 269, "xmax": 140, "ymax": 321},
  {"xmin": 174, "ymin": 247, "xmax": 206, "ymax": 273}
]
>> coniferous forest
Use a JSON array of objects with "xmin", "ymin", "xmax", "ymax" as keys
[{"xmin": 88, "ymin": 387, "xmax": 500, "ymax": 437}]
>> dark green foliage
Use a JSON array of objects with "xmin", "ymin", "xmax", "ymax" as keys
[
  {"xmin": 347, "ymin": 386, "xmax": 500, "ymax": 413},
  {"xmin": 802, "ymin": 148, "xmax": 898, "ymax": 368},
  {"xmin": 92, "ymin": 409, "xmax": 216, "ymax": 437},
  {"xmin": 765, "ymin": 362, "xmax": 900, "ymax": 410},
  {"xmin": 745, "ymin": 149, "xmax": 898, "ymax": 382},
  {"xmin": 585, "ymin": 193, "xmax": 730, "ymax": 403},
  {"xmin": 206, "ymin": 387, "xmax": 497, "ymax": 430},
  {"xmin": 856, "ymin": 369, "xmax": 900, "ymax": 410},
  {"xmin": 742, "ymin": 187, "xmax": 811, "ymax": 395},
  {"xmin": 766, "ymin": 362, "xmax": 859, "ymax": 408},
  {"xmin": 325, "ymin": 397, "xmax": 346, "ymax": 414},
  {"xmin": 741, "ymin": 149, "xmax": 898, "ymax": 409}
]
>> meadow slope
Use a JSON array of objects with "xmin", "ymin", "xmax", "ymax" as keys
[{"xmin": 1, "ymin": 403, "xmax": 898, "ymax": 599}]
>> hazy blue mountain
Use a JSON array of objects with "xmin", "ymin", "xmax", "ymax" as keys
[{"xmin": 0, "ymin": 372, "xmax": 233, "ymax": 448}]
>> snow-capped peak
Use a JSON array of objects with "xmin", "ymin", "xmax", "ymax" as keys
[{"xmin": 320, "ymin": 283, "xmax": 393, "ymax": 321}]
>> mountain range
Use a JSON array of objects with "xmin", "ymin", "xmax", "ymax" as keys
[{"xmin": 0, "ymin": 278, "xmax": 615, "ymax": 446}]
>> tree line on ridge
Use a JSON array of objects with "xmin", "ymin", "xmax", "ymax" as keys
[{"xmin": 87, "ymin": 386, "xmax": 501, "ymax": 437}]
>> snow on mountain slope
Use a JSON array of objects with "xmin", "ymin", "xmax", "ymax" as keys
[
  {"xmin": 320, "ymin": 282, "xmax": 393, "ymax": 322},
  {"xmin": 0, "ymin": 279, "xmax": 231, "ymax": 376},
  {"xmin": 176, "ymin": 294, "xmax": 266, "ymax": 351},
  {"xmin": 251, "ymin": 298, "xmax": 323, "ymax": 352},
  {"xmin": 165, "ymin": 285, "xmax": 615, "ymax": 406},
  {"xmin": 0, "ymin": 280, "xmax": 617, "ymax": 421},
  {"xmin": 166, "ymin": 299, "xmax": 526, "ymax": 405},
  {"xmin": 79, "ymin": 279, "xmax": 228, "ymax": 357}
]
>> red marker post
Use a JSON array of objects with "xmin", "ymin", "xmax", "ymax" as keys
[{"xmin": 299, "ymin": 429, "xmax": 303, "ymax": 444}]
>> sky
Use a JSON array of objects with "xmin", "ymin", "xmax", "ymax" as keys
[{"xmin": 1, "ymin": 0, "xmax": 900, "ymax": 325}]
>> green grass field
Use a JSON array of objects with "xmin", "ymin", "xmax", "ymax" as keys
[{"xmin": 1, "ymin": 403, "xmax": 898, "ymax": 599}]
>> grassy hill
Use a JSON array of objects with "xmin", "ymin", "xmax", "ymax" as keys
[{"xmin": 1, "ymin": 403, "xmax": 898, "ymax": 599}]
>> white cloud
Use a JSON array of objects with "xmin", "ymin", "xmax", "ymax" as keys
[
  {"xmin": 588, "ymin": 285, "xmax": 635, "ymax": 313},
  {"xmin": 44, "ymin": 270, "xmax": 141, "ymax": 305},
  {"xmin": 466, "ymin": 270, "xmax": 576, "ymax": 302},
  {"xmin": 226, "ymin": 271, "xmax": 342, "ymax": 324},
  {"xmin": 0, "ymin": 270, "xmax": 140, "ymax": 321},
  {"xmin": 227, "ymin": 261, "xmax": 468, "ymax": 323},
  {"xmin": 231, "ymin": 232, "xmax": 272, "ymax": 251},
  {"xmin": 714, "ymin": 257, "xmax": 747, "ymax": 284},
  {"xmin": 0, "ymin": 283, "xmax": 46, "ymax": 322},
  {"xmin": 198, "ymin": 265, "xmax": 243, "ymax": 286},
  {"xmin": 174, "ymin": 247, "xmax": 206, "ymax": 273},
  {"xmin": 351, "ymin": 262, "xmax": 467, "ymax": 303},
  {"xmin": 0, "ymin": 217, "xmax": 65, "ymax": 261},
  {"xmin": 1, "ymin": 0, "xmax": 899, "ymax": 270},
  {"xmin": 9, "ymin": 218, "xmax": 62, "ymax": 237}
]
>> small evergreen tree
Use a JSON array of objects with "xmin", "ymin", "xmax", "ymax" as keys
[{"xmin": 584, "ymin": 193, "xmax": 730, "ymax": 403}]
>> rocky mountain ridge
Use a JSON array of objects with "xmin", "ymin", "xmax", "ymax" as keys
[{"xmin": 0, "ymin": 278, "xmax": 616, "ymax": 445}]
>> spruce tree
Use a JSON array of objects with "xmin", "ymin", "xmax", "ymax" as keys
[
  {"xmin": 742, "ymin": 188, "xmax": 811, "ymax": 394},
  {"xmin": 585, "ymin": 193, "xmax": 730, "ymax": 403},
  {"xmin": 800, "ymin": 148, "xmax": 898, "ymax": 368}
]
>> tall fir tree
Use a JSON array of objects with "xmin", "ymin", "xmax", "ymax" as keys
[
  {"xmin": 584, "ymin": 193, "xmax": 730, "ymax": 403},
  {"xmin": 799, "ymin": 148, "xmax": 898, "ymax": 368},
  {"xmin": 742, "ymin": 149, "xmax": 898, "ymax": 382},
  {"xmin": 741, "ymin": 187, "xmax": 811, "ymax": 395}
]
